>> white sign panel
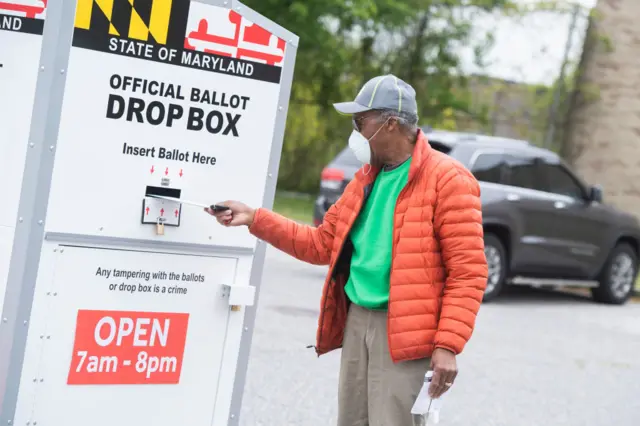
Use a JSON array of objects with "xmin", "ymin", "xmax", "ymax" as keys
[
  {"xmin": 13, "ymin": 245, "xmax": 237, "ymax": 425},
  {"xmin": 0, "ymin": 0, "xmax": 47, "ymax": 306},
  {"xmin": 46, "ymin": 0, "xmax": 287, "ymax": 249},
  {"xmin": 2, "ymin": 2, "xmax": 296, "ymax": 425}
]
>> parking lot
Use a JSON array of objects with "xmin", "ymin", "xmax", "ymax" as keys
[{"xmin": 239, "ymin": 247, "xmax": 640, "ymax": 426}]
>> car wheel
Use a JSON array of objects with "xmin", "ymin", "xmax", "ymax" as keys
[
  {"xmin": 592, "ymin": 243, "xmax": 638, "ymax": 305},
  {"xmin": 483, "ymin": 233, "xmax": 508, "ymax": 302}
]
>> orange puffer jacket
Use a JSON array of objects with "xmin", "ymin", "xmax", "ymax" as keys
[{"xmin": 249, "ymin": 130, "xmax": 488, "ymax": 362}]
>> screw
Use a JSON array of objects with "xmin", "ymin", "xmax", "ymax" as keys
[
  {"xmin": 60, "ymin": 249, "xmax": 64, "ymax": 253},
  {"xmin": 53, "ymin": 249, "xmax": 57, "ymax": 252},
  {"xmin": 29, "ymin": 143, "xmax": 34, "ymax": 148},
  {"xmin": 60, "ymin": 69, "xmax": 65, "ymax": 74},
  {"xmin": 278, "ymin": 106, "xmax": 283, "ymax": 111},
  {"xmin": 268, "ymin": 173, "xmax": 273, "ymax": 178},
  {"xmin": 99, "ymin": 227, "xmax": 104, "ymax": 231},
  {"xmin": 53, "ymin": 292, "xmax": 57, "ymax": 296},
  {"xmin": 244, "ymin": 327, "xmax": 249, "ymax": 331},
  {"xmin": 23, "ymin": 321, "xmax": 27, "ymax": 325},
  {"xmin": 38, "ymin": 220, "xmax": 43, "ymax": 225},
  {"xmin": 19, "ymin": 217, "xmax": 23, "ymax": 222},
  {"xmin": 2, "ymin": 318, "xmax": 7, "ymax": 323},
  {"xmin": 49, "ymin": 145, "xmax": 54, "ymax": 151},
  {"xmin": 40, "ymin": 66, "xmax": 44, "ymax": 71}
]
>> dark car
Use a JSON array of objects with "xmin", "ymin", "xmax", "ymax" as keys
[{"xmin": 313, "ymin": 128, "xmax": 640, "ymax": 305}]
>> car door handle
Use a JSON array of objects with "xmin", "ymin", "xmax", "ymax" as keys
[
  {"xmin": 554, "ymin": 201, "xmax": 566, "ymax": 209},
  {"xmin": 506, "ymin": 194, "xmax": 520, "ymax": 201}
]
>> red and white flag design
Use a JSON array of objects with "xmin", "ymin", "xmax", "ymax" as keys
[
  {"xmin": 184, "ymin": 7, "xmax": 285, "ymax": 67},
  {"xmin": 0, "ymin": 0, "xmax": 47, "ymax": 19}
]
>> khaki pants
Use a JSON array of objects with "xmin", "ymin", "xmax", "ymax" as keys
[{"xmin": 338, "ymin": 304, "xmax": 430, "ymax": 426}]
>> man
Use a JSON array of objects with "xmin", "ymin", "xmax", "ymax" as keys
[{"xmin": 207, "ymin": 74, "xmax": 488, "ymax": 425}]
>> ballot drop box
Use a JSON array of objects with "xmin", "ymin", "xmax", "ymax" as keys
[{"xmin": 0, "ymin": 1, "xmax": 298, "ymax": 425}]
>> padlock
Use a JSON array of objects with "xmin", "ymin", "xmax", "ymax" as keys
[{"xmin": 156, "ymin": 218, "xmax": 165, "ymax": 235}]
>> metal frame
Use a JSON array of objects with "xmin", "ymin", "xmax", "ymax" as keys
[
  {"xmin": 1, "ymin": 0, "xmax": 298, "ymax": 424},
  {"xmin": 0, "ymin": 0, "xmax": 75, "ymax": 422},
  {"xmin": 226, "ymin": 1, "xmax": 298, "ymax": 424}
]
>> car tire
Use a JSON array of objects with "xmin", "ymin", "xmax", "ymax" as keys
[
  {"xmin": 591, "ymin": 243, "xmax": 638, "ymax": 305},
  {"xmin": 483, "ymin": 233, "xmax": 508, "ymax": 303}
]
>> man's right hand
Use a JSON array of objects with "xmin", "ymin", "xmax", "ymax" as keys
[{"xmin": 205, "ymin": 201, "xmax": 256, "ymax": 227}]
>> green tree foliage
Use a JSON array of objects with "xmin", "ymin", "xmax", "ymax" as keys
[{"xmin": 242, "ymin": 0, "xmax": 520, "ymax": 193}]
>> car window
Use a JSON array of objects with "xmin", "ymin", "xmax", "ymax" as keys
[
  {"xmin": 427, "ymin": 141, "xmax": 451, "ymax": 155},
  {"xmin": 470, "ymin": 153, "xmax": 506, "ymax": 184},
  {"xmin": 504, "ymin": 155, "xmax": 544, "ymax": 191},
  {"xmin": 540, "ymin": 163, "xmax": 584, "ymax": 199}
]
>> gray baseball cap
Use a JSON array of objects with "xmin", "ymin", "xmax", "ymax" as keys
[{"xmin": 333, "ymin": 74, "xmax": 418, "ymax": 116}]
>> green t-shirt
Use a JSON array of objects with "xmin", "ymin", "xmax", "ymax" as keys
[{"xmin": 344, "ymin": 158, "xmax": 411, "ymax": 310}]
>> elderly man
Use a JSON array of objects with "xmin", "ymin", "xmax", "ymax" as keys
[{"xmin": 207, "ymin": 74, "xmax": 488, "ymax": 425}]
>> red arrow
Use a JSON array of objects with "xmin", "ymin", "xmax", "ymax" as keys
[
  {"xmin": 150, "ymin": 165, "xmax": 155, "ymax": 174},
  {"xmin": 164, "ymin": 167, "xmax": 169, "ymax": 176},
  {"xmin": 160, "ymin": 208, "xmax": 165, "ymax": 216},
  {"xmin": 145, "ymin": 207, "xmax": 150, "ymax": 215},
  {"xmin": 174, "ymin": 209, "xmax": 179, "ymax": 217},
  {"xmin": 179, "ymin": 169, "xmax": 183, "ymax": 177}
]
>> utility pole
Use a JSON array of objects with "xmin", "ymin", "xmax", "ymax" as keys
[{"xmin": 543, "ymin": 3, "xmax": 581, "ymax": 149}]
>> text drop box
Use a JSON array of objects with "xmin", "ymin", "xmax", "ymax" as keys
[{"xmin": 67, "ymin": 310, "xmax": 189, "ymax": 385}]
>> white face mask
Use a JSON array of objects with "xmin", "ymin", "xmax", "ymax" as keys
[
  {"xmin": 348, "ymin": 118, "xmax": 389, "ymax": 165},
  {"xmin": 348, "ymin": 130, "xmax": 372, "ymax": 164}
]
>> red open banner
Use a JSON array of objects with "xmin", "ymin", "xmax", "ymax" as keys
[{"xmin": 67, "ymin": 310, "xmax": 189, "ymax": 385}]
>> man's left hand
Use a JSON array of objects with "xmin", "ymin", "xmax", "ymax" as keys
[{"xmin": 428, "ymin": 348, "xmax": 458, "ymax": 398}]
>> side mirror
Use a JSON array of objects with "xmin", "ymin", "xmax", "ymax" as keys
[{"xmin": 589, "ymin": 185, "xmax": 603, "ymax": 203}]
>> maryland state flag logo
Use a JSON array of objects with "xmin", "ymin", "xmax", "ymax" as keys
[
  {"xmin": 73, "ymin": 0, "xmax": 190, "ymax": 48},
  {"xmin": 71, "ymin": 0, "xmax": 285, "ymax": 83}
]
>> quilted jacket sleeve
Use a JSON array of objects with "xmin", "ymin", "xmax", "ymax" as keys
[
  {"xmin": 432, "ymin": 163, "xmax": 488, "ymax": 355},
  {"xmin": 247, "ymin": 199, "xmax": 340, "ymax": 266}
]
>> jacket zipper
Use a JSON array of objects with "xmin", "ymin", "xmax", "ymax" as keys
[
  {"xmin": 387, "ymin": 162, "xmax": 419, "ymax": 362},
  {"xmin": 314, "ymin": 182, "xmax": 367, "ymax": 355}
]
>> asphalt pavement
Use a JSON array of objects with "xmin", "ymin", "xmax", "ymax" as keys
[{"xmin": 239, "ymin": 247, "xmax": 640, "ymax": 426}]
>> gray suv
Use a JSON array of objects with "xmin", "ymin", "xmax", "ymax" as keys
[{"xmin": 313, "ymin": 129, "xmax": 640, "ymax": 304}]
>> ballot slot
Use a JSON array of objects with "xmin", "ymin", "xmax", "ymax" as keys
[{"xmin": 142, "ymin": 185, "xmax": 182, "ymax": 227}]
